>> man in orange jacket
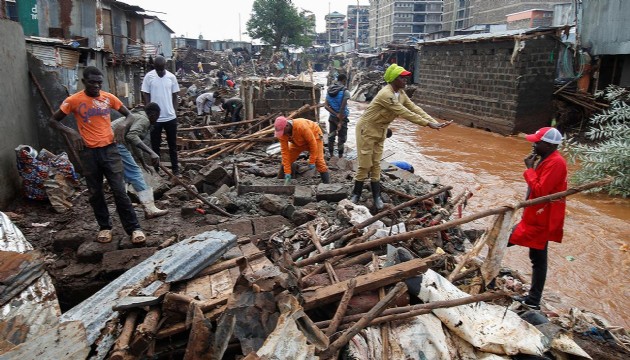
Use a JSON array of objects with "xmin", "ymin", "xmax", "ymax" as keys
[
  {"xmin": 274, "ymin": 116, "xmax": 330, "ymax": 184},
  {"xmin": 510, "ymin": 127, "xmax": 567, "ymax": 310}
]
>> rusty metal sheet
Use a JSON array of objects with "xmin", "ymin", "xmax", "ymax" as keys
[
  {"xmin": 0, "ymin": 251, "xmax": 45, "ymax": 306},
  {"xmin": 60, "ymin": 230, "xmax": 237, "ymax": 350},
  {"xmin": 0, "ymin": 212, "xmax": 61, "ymax": 355},
  {"xmin": 56, "ymin": 48, "xmax": 80, "ymax": 69},
  {"xmin": 25, "ymin": 43, "xmax": 56, "ymax": 67},
  {"xmin": 0, "ymin": 321, "xmax": 89, "ymax": 360}
]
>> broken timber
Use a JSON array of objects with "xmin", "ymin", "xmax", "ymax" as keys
[{"xmin": 237, "ymin": 185, "xmax": 295, "ymax": 196}]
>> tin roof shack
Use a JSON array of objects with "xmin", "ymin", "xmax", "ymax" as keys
[
  {"xmin": 143, "ymin": 17, "xmax": 175, "ymax": 58},
  {"xmin": 412, "ymin": 28, "xmax": 562, "ymax": 135},
  {"xmin": 240, "ymin": 78, "xmax": 321, "ymax": 121},
  {"xmin": 579, "ymin": 0, "xmax": 630, "ymax": 89}
]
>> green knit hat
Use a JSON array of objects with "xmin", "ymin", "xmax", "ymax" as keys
[{"xmin": 384, "ymin": 63, "xmax": 411, "ymax": 83}]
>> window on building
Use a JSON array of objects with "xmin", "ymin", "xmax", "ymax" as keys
[
  {"xmin": 414, "ymin": 14, "xmax": 426, "ymax": 23},
  {"xmin": 413, "ymin": 25, "xmax": 425, "ymax": 33},
  {"xmin": 414, "ymin": 3, "xmax": 426, "ymax": 12},
  {"xmin": 6, "ymin": 0, "xmax": 18, "ymax": 21}
]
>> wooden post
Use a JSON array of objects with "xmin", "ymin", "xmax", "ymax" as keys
[
  {"xmin": 110, "ymin": 311, "xmax": 138, "ymax": 360},
  {"xmin": 325, "ymin": 279, "xmax": 357, "ymax": 338}
]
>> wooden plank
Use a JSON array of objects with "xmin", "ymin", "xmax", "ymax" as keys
[
  {"xmin": 302, "ymin": 255, "xmax": 440, "ymax": 310},
  {"xmin": 237, "ymin": 185, "xmax": 295, "ymax": 196}
]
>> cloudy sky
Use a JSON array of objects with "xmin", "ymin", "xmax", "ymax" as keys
[{"xmin": 128, "ymin": 0, "xmax": 369, "ymax": 41}]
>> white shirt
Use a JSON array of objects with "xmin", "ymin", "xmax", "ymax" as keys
[{"xmin": 141, "ymin": 70, "xmax": 180, "ymax": 122}]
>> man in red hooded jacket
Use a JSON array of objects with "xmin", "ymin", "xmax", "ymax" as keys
[{"xmin": 510, "ymin": 127, "xmax": 567, "ymax": 310}]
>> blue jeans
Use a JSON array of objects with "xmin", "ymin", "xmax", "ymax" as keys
[
  {"xmin": 79, "ymin": 144, "xmax": 140, "ymax": 235},
  {"xmin": 150, "ymin": 118, "xmax": 178, "ymax": 173},
  {"xmin": 117, "ymin": 144, "xmax": 148, "ymax": 192}
]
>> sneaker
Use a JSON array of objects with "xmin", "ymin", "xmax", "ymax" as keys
[{"xmin": 513, "ymin": 295, "xmax": 541, "ymax": 310}]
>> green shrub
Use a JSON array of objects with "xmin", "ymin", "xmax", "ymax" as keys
[{"xmin": 563, "ymin": 85, "xmax": 630, "ymax": 197}]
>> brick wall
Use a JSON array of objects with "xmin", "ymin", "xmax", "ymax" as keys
[
  {"xmin": 241, "ymin": 80, "xmax": 321, "ymax": 120},
  {"xmin": 413, "ymin": 35, "xmax": 559, "ymax": 134}
]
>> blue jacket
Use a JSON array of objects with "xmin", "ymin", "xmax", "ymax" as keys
[{"xmin": 326, "ymin": 85, "xmax": 349, "ymax": 118}]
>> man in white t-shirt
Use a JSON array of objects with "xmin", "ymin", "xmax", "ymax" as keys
[{"xmin": 142, "ymin": 56, "xmax": 181, "ymax": 175}]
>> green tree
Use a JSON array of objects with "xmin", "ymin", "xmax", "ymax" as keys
[
  {"xmin": 563, "ymin": 85, "xmax": 630, "ymax": 197},
  {"xmin": 246, "ymin": 0, "xmax": 313, "ymax": 50}
]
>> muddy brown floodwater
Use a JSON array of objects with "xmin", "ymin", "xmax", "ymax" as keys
[{"xmin": 315, "ymin": 75, "xmax": 629, "ymax": 328}]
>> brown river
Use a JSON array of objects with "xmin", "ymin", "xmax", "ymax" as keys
[{"xmin": 316, "ymin": 76, "xmax": 630, "ymax": 328}]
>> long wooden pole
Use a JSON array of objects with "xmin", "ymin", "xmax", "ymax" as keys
[
  {"xmin": 296, "ymin": 178, "xmax": 612, "ymax": 267},
  {"xmin": 292, "ymin": 186, "xmax": 452, "ymax": 260}
]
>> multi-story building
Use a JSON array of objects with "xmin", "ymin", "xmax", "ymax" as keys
[
  {"xmin": 347, "ymin": 5, "xmax": 370, "ymax": 48},
  {"xmin": 442, "ymin": 0, "xmax": 569, "ymax": 35},
  {"xmin": 369, "ymin": 0, "xmax": 443, "ymax": 47},
  {"xmin": 325, "ymin": 11, "xmax": 346, "ymax": 44}
]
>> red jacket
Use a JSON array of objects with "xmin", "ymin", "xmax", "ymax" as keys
[{"xmin": 510, "ymin": 150, "xmax": 568, "ymax": 250}]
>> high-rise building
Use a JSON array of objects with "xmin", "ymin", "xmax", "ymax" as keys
[
  {"xmin": 347, "ymin": 5, "xmax": 370, "ymax": 48},
  {"xmin": 442, "ymin": 0, "xmax": 569, "ymax": 35},
  {"xmin": 325, "ymin": 11, "xmax": 346, "ymax": 44},
  {"xmin": 369, "ymin": 0, "xmax": 443, "ymax": 47}
]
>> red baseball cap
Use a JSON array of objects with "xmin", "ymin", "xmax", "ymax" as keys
[
  {"xmin": 274, "ymin": 116, "xmax": 288, "ymax": 138},
  {"xmin": 525, "ymin": 127, "xmax": 563, "ymax": 144},
  {"xmin": 399, "ymin": 70, "xmax": 412, "ymax": 76}
]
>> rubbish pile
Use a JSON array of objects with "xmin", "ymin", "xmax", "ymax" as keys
[{"xmin": 349, "ymin": 70, "xmax": 385, "ymax": 102}]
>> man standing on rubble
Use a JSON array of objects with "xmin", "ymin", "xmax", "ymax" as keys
[
  {"xmin": 111, "ymin": 103, "xmax": 169, "ymax": 219},
  {"xmin": 274, "ymin": 116, "xmax": 330, "ymax": 185},
  {"xmin": 351, "ymin": 63, "xmax": 451, "ymax": 210},
  {"xmin": 196, "ymin": 91, "xmax": 221, "ymax": 117},
  {"xmin": 324, "ymin": 73, "xmax": 350, "ymax": 158},
  {"xmin": 509, "ymin": 127, "xmax": 567, "ymax": 310},
  {"xmin": 142, "ymin": 55, "xmax": 181, "ymax": 175},
  {"xmin": 49, "ymin": 66, "xmax": 146, "ymax": 245}
]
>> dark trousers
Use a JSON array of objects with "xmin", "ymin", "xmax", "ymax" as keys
[
  {"xmin": 231, "ymin": 105, "xmax": 243, "ymax": 123},
  {"xmin": 79, "ymin": 144, "xmax": 140, "ymax": 235},
  {"xmin": 528, "ymin": 242, "xmax": 548, "ymax": 305},
  {"xmin": 151, "ymin": 118, "xmax": 178, "ymax": 173},
  {"xmin": 327, "ymin": 116, "xmax": 348, "ymax": 155}
]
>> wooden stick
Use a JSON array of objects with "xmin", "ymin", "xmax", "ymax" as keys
[
  {"xmin": 316, "ymin": 291, "xmax": 506, "ymax": 329},
  {"xmin": 373, "ymin": 254, "xmax": 390, "ymax": 360},
  {"xmin": 325, "ymin": 279, "xmax": 357, "ymax": 338},
  {"xmin": 129, "ymin": 307, "xmax": 161, "ymax": 356},
  {"xmin": 183, "ymin": 138, "xmax": 275, "ymax": 144},
  {"xmin": 308, "ymin": 224, "xmax": 339, "ymax": 284},
  {"xmin": 159, "ymin": 164, "xmax": 232, "ymax": 217},
  {"xmin": 296, "ymin": 178, "xmax": 612, "ymax": 267},
  {"xmin": 318, "ymin": 282, "xmax": 407, "ymax": 359},
  {"xmin": 110, "ymin": 311, "xmax": 138, "ymax": 360},
  {"xmin": 292, "ymin": 186, "xmax": 452, "ymax": 260}
]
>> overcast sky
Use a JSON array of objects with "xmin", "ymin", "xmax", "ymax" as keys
[{"xmin": 128, "ymin": 0, "xmax": 369, "ymax": 41}]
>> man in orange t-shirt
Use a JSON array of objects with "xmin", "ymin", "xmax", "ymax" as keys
[{"xmin": 49, "ymin": 66, "xmax": 145, "ymax": 245}]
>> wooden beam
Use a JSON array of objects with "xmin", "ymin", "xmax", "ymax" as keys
[
  {"xmin": 237, "ymin": 185, "xmax": 295, "ymax": 196},
  {"xmin": 302, "ymin": 255, "xmax": 440, "ymax": 310}
]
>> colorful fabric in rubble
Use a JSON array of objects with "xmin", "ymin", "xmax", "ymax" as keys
[{"xmin": 15, "ymin": 145, "xmax": 79, "ymax": 204}]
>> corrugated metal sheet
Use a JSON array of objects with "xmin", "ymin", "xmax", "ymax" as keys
[
  {"xmin": 0, "ymin": 321, "xmax": 89, "ymax": 360},
  {"xmin": 60, "ymin": 230, "xmax": 237, "ymax": 350},
  {"xmin": 421, "ymin": 27, "xmax": 557, "ymax": 45},
  {"xmin": 26, "ymin": 43, "xmax": 56, "ymax": 66},
  {"xmin": 57, "ymin": 48, "xmax": 80, "ymax": 69},
  {"xmin": 580, "ymin": 0, "xmax": 630, "ymax": 55},
  {"xmin": 0, "ymin": 212, "xmax": 61, "ymax": 354}
]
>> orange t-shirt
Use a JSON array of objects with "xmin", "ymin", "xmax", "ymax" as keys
[{"xmin": 59, "ymin": 91, "xmax": 123, "ymax": 148}]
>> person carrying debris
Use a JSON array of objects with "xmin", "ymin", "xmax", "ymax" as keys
[
  {"xmin": 509, "ymin": 127, "xmax": 567, "ymax": 310},
  {"xmin": 352, "ymin": 63, "xmax": 451, "ymax": 210},
  {"xmin": 324, "ymin": 73, "xmax": 350, "ymax": 158},
  {"xmin": 142, "ymin": 55, "xmax": 181, "ymax": 175},
  {"xmin": 220, "ymin": 97, "xmax": 244, "ymax": 124},
  {"xmin": 111, "ymin": 103, "xmax": 169, "ymax": 219},
  {"xmin": 274, "ymin": 116, "xmax": 330, "ymax": 185},
  {"xmin": 48, "ymin": 66, "xmax": 146, "ymax": 245},
  {"xmin": 195, "ymin": 91, "xmax": 221, "ymax": 116}
]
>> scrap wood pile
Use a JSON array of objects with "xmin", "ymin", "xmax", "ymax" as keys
[{"xmin": 554, "ymin": 86, "xmax": 609, "ymax": 113}]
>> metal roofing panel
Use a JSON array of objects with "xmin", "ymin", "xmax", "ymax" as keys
[
  {"xmin": 60, "ymin": 230, "xmax": 237, "ymax": 347},
  {"xmin": 26, "ymin": 44, "xmax": 56, "ymax": 67},
  {"xmin": 0, "ymin": 321, "xmax": 89, "ymax": 360},
  {"xmin": 422, "ymin": 27, "xmax": 556, "ymax": 45},
  {"xmin": 57, "ymin": 48, "xmax": 80, "ymax": 69},
  {"xmin": 0, "ymin": 212, "xmax": 61, "ymax": 354}
]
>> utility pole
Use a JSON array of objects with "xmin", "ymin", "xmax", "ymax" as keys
[
  {"xmin": 328, "ymin": 2, "xmax": 332, "ymax": 54},
  {"xmin": 355, "ymin": 0, "xmax": 360, "ymax": 50},
  {"xmin": 239, "ymin": 13, "xmax": 242, "ymax": 41}
]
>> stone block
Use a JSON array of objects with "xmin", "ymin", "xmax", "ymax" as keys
[
  {"xmin": 53, "ymin": 229, "xmax": 91, "ymax": 252},
  {"xmin": 252, "ymin": 215, "xmax": 291, "ymax": 236},
  {"xmin": 218, "ymin": 219, "xmax": 253, "ymax": 237},
  {"xmin": 316, "ymin": 183, "xmax": 348, "ymax": 203},
  {"xmin": 101, "ymin": 247, "xmax": 157, "ymax": 278},
  {"xmin": 164, "ymin": 185, "xmax": 192, "ymax": 201},
  {"xmin": 260, "ymin": 194, "xmax": 295, "ymax": 218},
  {"xmin": 293, "ymin": 186, "xmax": 314, "ymax": 206},
  {"xmin": 193, "ymin": 164, "xmax": 230, "ymax": 188},
  {"xmin": 76, "ymin": 239, "xmax": 119, "ymax": 263},
  {"xmin": 291, "ymin": 208, "xmax": 318, "ymax": 226}
]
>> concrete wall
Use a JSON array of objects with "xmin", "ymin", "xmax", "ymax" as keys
[
  {"xmin": 413, "ymin": 36, "xmax": 558, "ymax": 135},
  {"xmin": 241, "ymin": 80, "xmax": 321, "ymax": 121},
  {"xmin": 0, "ymin": 20, "xmax": 39, "ymax": 208}
]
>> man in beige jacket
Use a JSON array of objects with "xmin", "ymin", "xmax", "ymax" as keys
[{"xmin": 352, "ymin": 63, "xmax": 451, "ymax": 209}]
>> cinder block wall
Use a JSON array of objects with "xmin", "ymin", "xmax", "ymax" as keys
[
  {"xmin": 412, "ymin": 36, "xmax": 558, "ymax": 134},
  {"xmin": 242, "ymin": 80, "xmax": 321, "ymax": 120}
]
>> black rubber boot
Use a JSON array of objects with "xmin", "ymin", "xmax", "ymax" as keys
[
  {"xmin": 371, "ymin": 181, "xmax": 384, "ymax": 210},
  {"xmin": 338, "ymin": 148, "xmax": 344, "ymax": 158},
  {"xmin": 350, "ymin": 180, "xmax": 363, "ymax": 203},
  {"xmin": 328, "ymin": 141, "xmax": 335, "ymax": 158},
  {"xmin": 320, "ymin": 172, "xmax": 330, "ymax": 184}
]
